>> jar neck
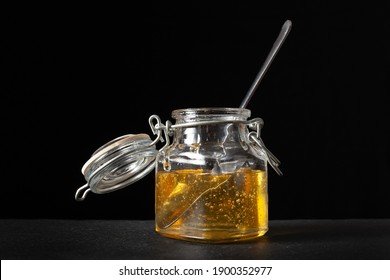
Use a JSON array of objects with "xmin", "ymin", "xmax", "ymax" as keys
[
  {"xmin": 172, "ymin": 108, "xmax": 251, "ymax": 124},
  {"xmin": 171, "ymin": 108, "xmax": 250, "ymax": 144}
]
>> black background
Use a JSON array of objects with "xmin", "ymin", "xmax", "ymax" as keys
[{"xmin": 1, "ymin": 2, "xmax": 389, "ymax": 221}]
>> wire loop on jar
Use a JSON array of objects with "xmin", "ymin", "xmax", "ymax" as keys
[{"xmin": 248, "ymin": 131, "xmax": 282, "ymax": 176}]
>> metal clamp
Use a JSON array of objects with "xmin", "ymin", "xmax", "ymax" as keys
[{"xmin": 245, "ymin": 118, "xmax": 282, "ymax": 176}]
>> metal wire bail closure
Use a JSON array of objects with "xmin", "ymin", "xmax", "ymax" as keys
[
  {"xmin": 75, "ymin": 134, "xmax": 158, "ymax": 201},
  {"xmin": 75, "ymin": 112, "xmax": 282, "ymax": 201}
]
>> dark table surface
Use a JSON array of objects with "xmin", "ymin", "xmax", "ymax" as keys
[{"xmin": 1, "ymin": 219, "xmax": 389, "ymax": 260}]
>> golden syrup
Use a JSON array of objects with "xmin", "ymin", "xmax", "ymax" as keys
[{"xmin": 155, "ymin": 167, "xmax": 268, "ymax": 243}]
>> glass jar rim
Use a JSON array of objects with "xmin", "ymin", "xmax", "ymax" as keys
[{"xmin": 172, "ymin": 107, "xmax": 251, "ymax": 120}]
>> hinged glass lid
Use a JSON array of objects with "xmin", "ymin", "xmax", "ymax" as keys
[{"xmin": 75, "ymin": 134, "xmax": 158, "ymax": 201}]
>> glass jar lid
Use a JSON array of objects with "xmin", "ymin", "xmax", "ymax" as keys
[{"xmin": 75, "ymin": 134, "xmax": 158, "ymax": 201}]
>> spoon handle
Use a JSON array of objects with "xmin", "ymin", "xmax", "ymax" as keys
[{"xmin": 240, "ymin": 20, "xmax": 292, "ymax": 109}]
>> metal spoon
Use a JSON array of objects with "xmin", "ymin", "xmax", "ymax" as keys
[{"xmin": 240, "ymin": 20, "xmax": 292, "ymax": 108}]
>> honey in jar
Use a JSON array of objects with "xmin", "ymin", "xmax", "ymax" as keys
[{"xmin": 156, "ymin": 168, "xmax": 268, "ymax": 242}]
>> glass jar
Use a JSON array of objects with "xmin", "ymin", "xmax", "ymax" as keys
[
  {"xmin": 154, "ymin": 108, "xmax": 269, "ymax": 243},
  {"xmin": 75, "ymin": 107, "xmax": 281, "ymax": 244}
]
